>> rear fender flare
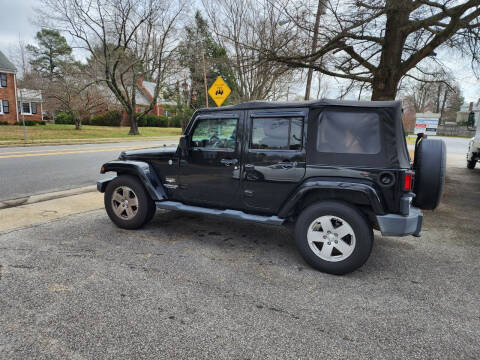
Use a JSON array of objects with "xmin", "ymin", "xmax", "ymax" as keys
[
  {"xmin": 99, "ymin": 160, "xmax": 167, "ymax": 201},
  {"xmin": 278, "ymin": 179, "xmax": 385, "ymax": 218}
]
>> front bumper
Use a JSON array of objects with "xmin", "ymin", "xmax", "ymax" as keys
[
  {"xmin": 376, "ymin": 207, "xmax": 423, "ymax": 237},
  {"xmin": 97, "ymin": 177, "xmax": 115, "ymax": 193}
]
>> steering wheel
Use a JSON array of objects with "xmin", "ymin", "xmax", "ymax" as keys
[{"xmin": 209, "ymin": 134, "xmax": 220, "ymax": 147}]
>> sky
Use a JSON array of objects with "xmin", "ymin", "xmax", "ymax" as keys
[{"xmin": 1, "ymin": 0, "xmax": 479, "ymax": 103}]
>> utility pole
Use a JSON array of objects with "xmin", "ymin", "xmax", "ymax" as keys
[
  {"xmin": 202, "ymin": 52, "xmax": 209, "ymax": 108},
  {"xmin": 305, "ymin": 0, "xmax": 323, "ymax": 100}
]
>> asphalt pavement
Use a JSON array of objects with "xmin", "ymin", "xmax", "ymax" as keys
[
  {"xmin": 0, "ymin": 154, "xmax": 479, "ymax": 359},
  {"xmin": 0, "ymin": 140, "xmax": 177, "ymax": 201}
]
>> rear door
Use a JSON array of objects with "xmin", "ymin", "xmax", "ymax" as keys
[{"xmin": 241, "ymin": 108, "xmax": 308, "ymax": 213}]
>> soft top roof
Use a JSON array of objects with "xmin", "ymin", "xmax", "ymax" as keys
[
  {"xmin": 196, "ymin": 99, "xmax": 402, "ymax": 112},
  {"xmin": 194, "ymin": 99, "xmax": 409, "ymax": 169}
]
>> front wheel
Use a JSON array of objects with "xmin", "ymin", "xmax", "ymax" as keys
[
  {"xmin": 294, "ymin": 201, "xmax": 373, "ymax": 275},
  {"xmin": 467, "ymin": 159, "xmax": 476, "ymax": 169},
  {"xmin": 104, "ymin": 175, "xmax": 155, "ymax": 229}
]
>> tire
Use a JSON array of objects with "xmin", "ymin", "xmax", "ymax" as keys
[
  {"xmin": 294, "ymin": 201, "xmax": 373, "ymax": 275},
  {"xmin": 412, "ymin": 138, "xmax": 446, "ymax": 210},
  {"xmin": 467, "ymin": 159, "xmax": 476, "ymax": 169},
  {"xmin": 104, "ymin": 175, "xmax": 155, "ymax": 229}
]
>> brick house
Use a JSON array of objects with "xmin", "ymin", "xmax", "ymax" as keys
[
  {"xmin": 121, "ymin": 77, "xmax": 175, "ymax": 125},
  {"xmin": 0, "ymin": 50, "xmax": 43, "ymax": 124}
]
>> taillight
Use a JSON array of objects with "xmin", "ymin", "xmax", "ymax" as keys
[{"xmin": 403, "ymin": 171, "xmax": 413, "ymax": 192}]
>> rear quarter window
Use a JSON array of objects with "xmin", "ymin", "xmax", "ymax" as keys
[{"xmin": 316, "ymin": 110, "xmax": 381, "ymax": 154}]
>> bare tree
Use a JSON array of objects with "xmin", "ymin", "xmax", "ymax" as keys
[
  {"xmin": 7, "ymin": 36, "xmax": 31, "ymax": 78},
  {"xmin": 258, "ymin": 0, "xmax": 480, "ymax": 101},
  {"xmin": 203, "ymin": 0, "xmax": 298, "ymax": 101},
  {"xmin": 39, "ymin": 0, "xmax": 185, "ymax": 135},
  {"xmin": 401, "ymin": 69, "xmax": 463, "ymax": 124},
  {"xmin": 50, "ymin": 62, "xmax": 109, "ymax": 129}
]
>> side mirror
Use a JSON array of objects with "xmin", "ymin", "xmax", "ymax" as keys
[{"xmin": 178, "ymin": 135, "xmax": 190, "ymax": 156}]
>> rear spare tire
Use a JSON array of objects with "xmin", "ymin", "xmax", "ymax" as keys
[{"xmin": 412, "ymin": 138, "xmax": 446, "ymax": 210}]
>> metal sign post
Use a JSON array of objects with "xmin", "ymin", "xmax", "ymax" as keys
[{"xmin": 19, "ymin": 89, "xmax": 26, "ymax": 140}]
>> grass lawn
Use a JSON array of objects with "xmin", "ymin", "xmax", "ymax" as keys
[{"xmin": 0, "ymin": 124, "xmax": 182, "ymax": 141}]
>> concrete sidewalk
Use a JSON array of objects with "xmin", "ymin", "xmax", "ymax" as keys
[{"xmin": 0, "ymin": 192, "xmax": 103, "ymax": 232}]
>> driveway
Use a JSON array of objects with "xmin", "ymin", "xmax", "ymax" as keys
[{"xmin": 0, "ymin": 154, "xmax": 479, "ymax": 359}]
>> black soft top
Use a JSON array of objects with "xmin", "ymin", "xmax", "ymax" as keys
[
  {"xmin": 196, "ymin": 98, "xmax": 401, "ymax": 111},
  {"xmin": 196, "ymin": 99, "xmax": 410, "ymax": 169}
]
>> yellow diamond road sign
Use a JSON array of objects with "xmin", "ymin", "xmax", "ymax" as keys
[{"xmin": 208, "ymin": 76, "xmax": 231, "ymax": 107}]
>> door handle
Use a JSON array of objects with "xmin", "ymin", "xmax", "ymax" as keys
[
  {"xmin": 220, "ymin": 158, "xmax": 238, "ymax": 166},
  {"xmin": 277, "ymin": 161, "xmax": 297, "ymax": 169}
]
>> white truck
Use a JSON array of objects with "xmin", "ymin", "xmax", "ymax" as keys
[{"xmin": 467, "ymin": 124, "xmax": 480, "ymax": 169}]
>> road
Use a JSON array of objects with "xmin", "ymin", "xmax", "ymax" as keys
[
  {"xmin": 407, "ymin": 135, "xmax": 470, "ymax": 154},
  {"xmin": 432, "ymin": 136, "xmax": 470, "ymax": 154},
  {"xmin": 0, "ymin": 154, "xmax": 479, "ymax": 359},
  {"xmin": 0, "ymin": 136, "xmax": 470, "ymax": 202},
  {"xmin": 0, "ymin": 140, "xmax": 177, "ymax": 201}
]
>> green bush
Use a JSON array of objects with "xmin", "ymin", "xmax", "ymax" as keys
[
  {"xmin": 0, "ymin": 121, "xmax": 9, "ymax": 125},
  {"xmin": 90, "ymin": 110, "xmax": 122, "ymax": 126},
  {"xmin": 17, "ymin": 120, "xmax": 40, "ymax": 126},
  {"xmin": 170, "ymin": 115, "xmax": 182, "ymax": 128},
  {"xmin": 137, "ymin": 113, "xmax": 169, "ymax": 127},
  {"xmin": 55, "ymin": 112, "xmax": 74, "ymax": 124}
]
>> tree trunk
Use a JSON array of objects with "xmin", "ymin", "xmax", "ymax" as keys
[
  {"xmin": 73, "ymin": 112, "xmax": 81, "ymax": 130},
  {"xmin": 128, "ymin": 111, "xmax": 139, "ymax": 135},
  {"xmin": 371, "ymin": 0, "xmax": 410, "ymax": 101},
  {"xmin": 371, "ymin": 72, "xmax": 399, "ymax": 101}
]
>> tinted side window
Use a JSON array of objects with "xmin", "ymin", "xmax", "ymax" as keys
[
  {"xmin": 316, "ymin": 110, "xmax": 380, "ymax": 154},
  {"xmin": 250, "ymin": 117, "xmax": 303, "ymax": 150},
  {"xmin": 191, "ymin": 118, "xmax": 237, "ymax": 149}
]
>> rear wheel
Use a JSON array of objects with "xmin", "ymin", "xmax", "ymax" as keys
[
  {"xmin": 294, "ymin": 201, "xmax": 373, "ymax": 275},
  {"xmin": 467, "ymin": 159, "xmax": 476, "ymax": 169},
  {"xmin": 105, "ymin": 175, "xmax": 155, "ymax": 229}
]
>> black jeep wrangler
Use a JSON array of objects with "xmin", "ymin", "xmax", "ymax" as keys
[{"xmin": 98, "ymin": 100, "xmax": 446, "ymax": 275}]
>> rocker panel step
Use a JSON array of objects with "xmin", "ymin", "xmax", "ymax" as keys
[{"xmin": 155, "ymin": 201, "xmax": 284, "ymax": 225}]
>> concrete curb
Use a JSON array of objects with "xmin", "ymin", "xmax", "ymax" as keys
[
  {"xmin": 0, "ymin": 185, "xmax": 98, "ymax": 210},
  {"xmin": 0, "ymin": 136, "xmax": 180, "ymax": 148}
]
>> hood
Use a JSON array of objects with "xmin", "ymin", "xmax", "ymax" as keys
[{"xmin": 119, "ymin": 146, "xmax": 177, "ymax": 161}]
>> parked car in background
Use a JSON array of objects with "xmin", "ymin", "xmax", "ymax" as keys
[{"xmin": 467, "ymin": 122, "xmax": 480, "ymax": 169}]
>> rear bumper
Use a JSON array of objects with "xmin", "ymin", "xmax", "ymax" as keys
[{"xmin": 376, "ymin": 207, "xmax": 423, "ymax": 237}]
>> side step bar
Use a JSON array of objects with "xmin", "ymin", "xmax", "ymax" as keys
[{"xmin": 155, "ymin": 201, "xmax": 285, "ymax": 226}]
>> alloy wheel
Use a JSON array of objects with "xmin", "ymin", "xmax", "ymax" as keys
[
  {"xmin": 111, "ymin": 186, "xmax": 139, "ymax": 220},
  {"xmin": 307, "ymin": 215, "xmax": 356, "ymax": 262}
]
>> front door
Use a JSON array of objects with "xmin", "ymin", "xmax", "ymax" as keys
[
  {"xmin": 241, "ymin": 109, "xmax": 307, "ymax": 213},
  {"xmin": 178, "ymin": 111, "xmax": 243, "ymax": 208}
]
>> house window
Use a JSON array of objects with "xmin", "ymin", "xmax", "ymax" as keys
[
  {"xmin": 1, "ymin": 100, "xmax": 9, "ymax": 114},
  {"xmin": 22, "ymin": 102, "xmax": 31, "ymax": 115},
  {"xmin": 0, "ymin": 73, "xmax": 6, "ymax": 87}
]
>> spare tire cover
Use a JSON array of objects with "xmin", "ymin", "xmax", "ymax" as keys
[{"xmin": 413, "ymin": 138, "xmax": 446, "ymax": 210}]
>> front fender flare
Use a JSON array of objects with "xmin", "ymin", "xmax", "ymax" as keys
[
  {"xmin": 99, "ymin": 160, "xmax": 167, "ymax": 201},
  {"xmin": 278, "ymin": 179, "xmax": 385, "ymax": 218}
]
